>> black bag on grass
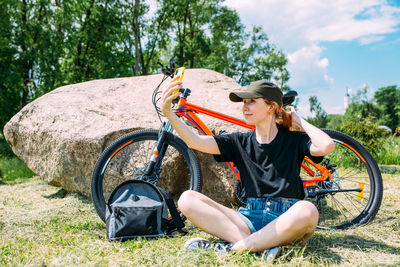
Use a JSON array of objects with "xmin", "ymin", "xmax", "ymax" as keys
[{"xmin": 106, "ymin": 180, "xmax": 186, "ymax": 241}]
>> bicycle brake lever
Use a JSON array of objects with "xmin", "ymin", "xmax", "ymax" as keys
[{"xmin": 169, "ymin": 59, "xmax": 176, "ymax": 71}]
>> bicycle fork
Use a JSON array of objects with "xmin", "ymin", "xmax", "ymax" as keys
[{"xmin": 142, "ymin": 122, "xmax": 173, "ymax": 181}]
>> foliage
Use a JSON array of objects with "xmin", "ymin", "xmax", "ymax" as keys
[
  {"xmin": 339, "ymin": 116, "xmax": 388, "ymax": 156},
  {"xmin": 307, "ymin": 95, "xmax": 327, "ymax": 128},
  {"xmin": 373, "ymin": 85, "xmax": 400, "ymax": 131},
  {"xmin": 344, "ymin": 85, "xmax": 380, "ymax": 121},
  {"xmin": 158, "ymin": 0, "xmax": 289, "ymax": 87},
  {"xmin": 0, "ymin": 0, "xmax": 290, "ymax": 131},
  {"xmin": 309, "ymin": 85, "xmax": 400, "ymax": 137},
  {"xmin": 342, "ymin": 85, "xmax": 400, "ymax": 133},
  {"xmin": 0, "ymin": 137, "xmax": 13, "ymax": 158},
  {"xmin": 326, "ymin": 114, "xmax": 345, "ymax": 130},
  {"xmin": 224, "ymin": 26, "xmax": 289, "ymax": 87},
  {"xmin": 0, "ymin": 0, "xmax": 20, "ymax": 132}
]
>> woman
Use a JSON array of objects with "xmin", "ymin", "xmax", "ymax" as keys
[{"xmin": 161, "ymin": 78, "xmax": 335, "ymax": 261}]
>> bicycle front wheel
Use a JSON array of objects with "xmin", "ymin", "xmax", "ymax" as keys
[
  {"xmin": 303, "ymin": 129, "xmax": 383, "ymax": 229},
  {"xmin": 91, "ymin": 129, "xmax": 202, "ymax": 222}
]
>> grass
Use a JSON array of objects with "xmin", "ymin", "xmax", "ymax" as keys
[
  {"xmin": 376, "ymin": 136, "xmax": 400, "ymax": 166},
  {"xmin": 0, "ymin": 135, "xmax": 35, "ymax": 184},
  {"xmin": 0, "ymin": 157, "xmax": 35, "ymax": 184},
  {"xmin": 0, "ymin": 133, "xmax": 399, "ymax": 265},
  {"xmin": 0, "ymin": 175, "xmax": 399, "ymax": 266},
  {"xmin": 0, "ymin": 133, "xmax": 13, "ymax": 158}
]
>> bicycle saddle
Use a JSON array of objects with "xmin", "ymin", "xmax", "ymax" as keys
[{"xmin": 282, "ymin": 90, "xmax": 298, "ymax": 106}]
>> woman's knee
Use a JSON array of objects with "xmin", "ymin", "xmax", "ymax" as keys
[
  {"xmin": 177, "ymin": 190, "xmax": 204, "ymax": 214},
  {"xmin": 286, "ymin": 201, "xmax": 319, "ymax": 230}
]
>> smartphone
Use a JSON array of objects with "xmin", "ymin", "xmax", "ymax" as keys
[
  {"xmin": 172, "ymin": 67, "xmax": 185, "ymax": 95},
  {"xmin": 174, "ymin": 67, "xmax": 185, "ymax": 81}
]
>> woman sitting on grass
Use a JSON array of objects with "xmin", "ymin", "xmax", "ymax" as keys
[{"xmin": 161, "ymin": 78, "xmax": 335, "ymax": 262}]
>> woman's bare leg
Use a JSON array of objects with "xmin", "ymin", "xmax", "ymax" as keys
[
  {"xmin": 178, "ymin": 190, "xmax": 251, "ymax": 243},
  {"xmin": 232, "ymin": 200, "xmax": 319, "ymax": 252}
]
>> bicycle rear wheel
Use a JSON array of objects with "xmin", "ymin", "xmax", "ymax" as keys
[
  {"xmin": 303, "ymin": 129, "xmax": 383, "ymax": 229},
  {"xmin": 91, "ymin": 129, "xmax": 202, "ymax": 222}
]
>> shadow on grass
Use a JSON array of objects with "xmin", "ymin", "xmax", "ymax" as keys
[
  {"xmin": 44, "ymin": 188, "xmax": 69, "ymax": 199},
  {"xmin": 373, "ymin": 215, "xmax": 399, "ymax": 224},
  {"xmin": 308, "ymin": 233, "xmax": 400, "ymax": 264},
  {"xmin": 44, "ymin": 188, "xmax": 92, "ymax": 204}
]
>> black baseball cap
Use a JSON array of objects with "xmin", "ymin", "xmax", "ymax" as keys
[{"xmin": 229, "ymin": 80, "xmax": 283, "ymax": 107}]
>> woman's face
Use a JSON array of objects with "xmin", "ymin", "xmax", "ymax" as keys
[{"xmin": 242, "ymin": 98, "xmax": 274, "ymax": 125}]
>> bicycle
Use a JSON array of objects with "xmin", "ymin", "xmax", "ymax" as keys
[{"xmin": 91, "ymin": 61, "xmax": 383, "ymax": 230}]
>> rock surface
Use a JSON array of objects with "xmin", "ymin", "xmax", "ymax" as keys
[{"xmin": 4, "ymin": 69, "xmax": 249, "ymax": 204}]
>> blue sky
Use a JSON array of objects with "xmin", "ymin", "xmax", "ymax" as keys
[{"xmin": 224, "ymin": 0, "xmax": 400, "ymax": 117}]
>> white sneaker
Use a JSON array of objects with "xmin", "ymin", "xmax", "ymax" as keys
[
  {"xmin": 263, "ymin": 246, "xmax": 281, "ymax": 262},
  {"xmin": 184, "ymin": 237, "xmax": 233, "ymax": 254}
]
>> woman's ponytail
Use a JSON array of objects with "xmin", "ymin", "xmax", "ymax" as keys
[
  {"xmin": 264, "ymin": 99, "xmax": 292, "ymax": 130},
  {"xmin": 277, "ymin": 108, "xmax": 292, "ymax": 130}
]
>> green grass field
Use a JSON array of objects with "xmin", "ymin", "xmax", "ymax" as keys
[
  {"xmin": 0, "ymin": 157, "xmax": 35, "ymax": 184},
  {"xmin": 376, "ymin": 136, "xmax": 400, "ymax": 166},
  {"xmin": 0, "ymin": 174, "xmax": 399, "ymax": 266}
]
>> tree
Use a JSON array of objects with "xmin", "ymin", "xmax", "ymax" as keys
[
  {"xmin": 206, "ymin": 6, "xmax": 244, "ymax": 74},
  {"xmin": 344, "ymin": 85, "xmax": 380, "ymax": 120},
  {"xmin": 159, "ymin": 0, "xmax": 290, "ymax": 88},
  {"xmin": 1, "ymin": 0, "xmax": 140, "ymax": 130},
  {"xmin": 62, "ymin": 0, "xmax": 135, "ymax": 82},
  {"xmin": 225, "ymin": 26, "xmax": 289, "ymax": 87},
  {"xmin": 307, "ymin": 96, "xmax": 327, "ymax": 128},
  {"xmin": 115, "ymin": 0, "xmax": 179, "ymax": 76},
  {"xmin": 373, "ymin": 85, "xmax": 400, "ymax": 131},
  {"xmin": 1, "ymin": 0, "xmax": 292, "ymax": 133},
  {"xmin": 156, "ymin": 0, "xmax": 220, "ymax": 68},
  {"xmin": 326, "ymin": 114, "xmax": 345, "ymax": 130},
  {"xmin": 133, "ymin": 0, "xmax": 140, "ymax": 75},
  {"xmin": 0, "ymin": 0, "xmax": 20, "ymax": 132},
  {"xmin": 11, "ymin": 0, "xmax": 55, "ymax": 107}
]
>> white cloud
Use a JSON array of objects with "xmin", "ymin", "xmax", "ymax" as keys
[
  {"xmin": 224, "ymin": 0, "xmax": 400, "ymax": 48},
  {"xmin": 324, "ymin": 74, "xmax": 334, "ymax": 85},
  {"xmin": 286, "ymin": 44, "xmax": 333, "ymax": 91},
  {"xmin": 360, "ymin": 35, "xmax": 386, "ymax": 45},
  {"xmin": 318, "ymin": 58, "xmax": 329, "ymax": 69},
  {"xmin": 224, "ymin": 0, "xmax": 400, "ymax": 113}
]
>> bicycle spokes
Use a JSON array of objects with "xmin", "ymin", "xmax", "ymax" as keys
[{"xmin": 302, "ymin": 135, "xmax": 379, "ymax": 229}]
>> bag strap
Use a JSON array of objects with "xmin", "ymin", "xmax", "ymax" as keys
[{"xmin": 157, "ymin": 187, "xmax": 185, "ymax": 230}]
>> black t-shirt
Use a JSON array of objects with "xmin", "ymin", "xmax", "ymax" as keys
[{"xmin": 213, "ymin": 128, "xmax": 322, "ymax": 199}]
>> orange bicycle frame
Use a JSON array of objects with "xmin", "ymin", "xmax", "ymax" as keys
[{"xmin": 174, "ymin": 98, "xmax": 331, "ymax": 187}]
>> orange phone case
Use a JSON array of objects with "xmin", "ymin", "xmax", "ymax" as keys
[{"xmin": 173, "ymin": 67, "xmax": 185, "ymax": 94}]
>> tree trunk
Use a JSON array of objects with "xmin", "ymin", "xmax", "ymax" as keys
[
  {"xmin": 188, "ymin": 9, "xmax": 194, "ymax": 68},
  {"xmin": 133, "ymin": 0, "xmax": 140, "ymax": 76},
  {"xmin": 76, "ymin": 0, "xmax": 95, "ymax": 81},
  {"xmin": 20, "ymin": 0, "xmax": 28, "ymax": 108}
]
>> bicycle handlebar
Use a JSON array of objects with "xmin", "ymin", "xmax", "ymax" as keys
[{"xmin": 157, "ymin": 59, "xmax": 176, "ymax": 78}]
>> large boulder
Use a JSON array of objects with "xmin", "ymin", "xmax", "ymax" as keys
[{"xmin": 4, "ymin": 69, "xmax": 247, "ymax": 205}]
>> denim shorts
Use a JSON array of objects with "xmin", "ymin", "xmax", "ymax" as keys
[{"xmin": 237, "ymin": 197, "xmax": 300, "ymax": 233}]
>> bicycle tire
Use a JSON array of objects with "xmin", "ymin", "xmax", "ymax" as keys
[
  {"xmin": 91, "ymin": 129, "xmax": 202, "ymax": 222},
  {"xmin": 305, "ymin": 129, "xmax": 383, "ymax": 229}
]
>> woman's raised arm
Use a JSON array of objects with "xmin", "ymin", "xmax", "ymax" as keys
[
  {"xmin": 161, "ymin": 78, "xmax": 221, "ymax": 155},
  {"xmin": 287, "ymin": 106, "xmax": 335, "ymax": 157}
]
